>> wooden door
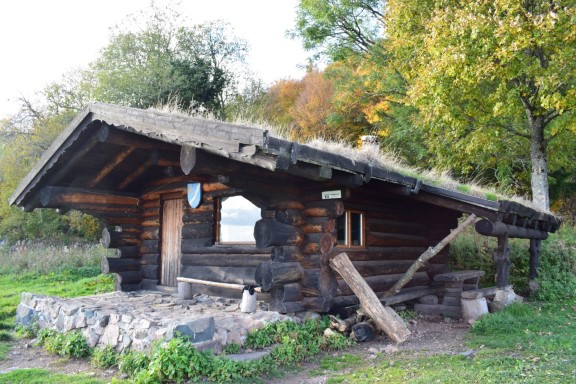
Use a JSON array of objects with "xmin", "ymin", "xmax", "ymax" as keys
[{"xmin": 161, "ymin": 198, "xmax": 183, "ymax": 286}]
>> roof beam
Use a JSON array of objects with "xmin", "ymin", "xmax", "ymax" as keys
[
  {"xmin": 475, "ymin": 219, "xmax": 548, "ymax": 240},
  {"xmin": 88, "ymin": 147, "xmax": 136, "ymax": 188},
  {"xmin": 118, "ymin": 150, "xmax": 159, "ymax": 190},
  {"xmin": 40, "ymin": 186, "xmax": 139, "ymax": 208}
]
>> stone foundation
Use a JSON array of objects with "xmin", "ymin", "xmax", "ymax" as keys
[{"xmin": 16, "ymin": 291, "xmax": 296, "ymax": 353}]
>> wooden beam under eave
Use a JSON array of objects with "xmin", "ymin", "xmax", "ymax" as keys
[
  {"xmin": 284, "ymin": 162, "xmax": 333, "ymax": 182},
  {"xmin": 22, "ymin": 124, "xmax": 109, "ymax": 212},
  {"xmin": 475, "ymin": 219, "xmax": 548, "ymax": 240},
  {"xmin": 118, "ymin": 150, "xmax": 159, "ymax": 190},
  {"xmin": 88, "ymin": 147, "xmax": 136, "ymax": 188},
  {"xmin": 40, "ymin": 186, "xmax": 140, "ymax": 208},
  {"xmin": 105, "ymin": 127, "xmax": 178, "ymax": 151}
]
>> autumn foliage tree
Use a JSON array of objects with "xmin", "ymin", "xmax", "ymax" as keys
[{"xmin": 386, "ymin": 0, "xmax": 576, "ymax": 210}]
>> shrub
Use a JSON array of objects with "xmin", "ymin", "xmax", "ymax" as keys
[
  {"xmin": 118, "ymin": 349, "xmax": 151, "ymax": 375},
  {"xmin": 92, "ymin": 346, "xmax": 119, "ymax": 368},
  {"xmin": 36, "ymin": 328, "xmax": 91, "ymax": 358}
]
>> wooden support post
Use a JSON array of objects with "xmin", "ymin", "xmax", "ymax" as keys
[
  {"xmin": 329, "ymin": 252, "xmax": 411, "ymax": 344},
  {"xmin": 385, "ymin": 214, "xmax": 477, "ymax": 297},
  {"xmin": 494, "ymin": 234, "xmax": 511, "ymax": 288},
  {"xmin": 529, "ymin": 238, "xmax": 541, "ymax": 280}
]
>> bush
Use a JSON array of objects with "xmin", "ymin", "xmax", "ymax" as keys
[
  {"xmin": 36, "ymin": 328, "xmax": 91, "ymax": 358},
  {"xmin": 92, "ymin": 346, "xmax": 119, "ymax": 368}
]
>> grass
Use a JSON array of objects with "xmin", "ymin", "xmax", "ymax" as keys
[
  {"xmin": 321, "ymin": 299, "xmax": 576, "ymax": 383},
  {"xmin": 0, "ymin": 242, "xmax": 114, "ymax": 364},
  {"xmin": 0, "ymin": 368, "xmax": 105, "ymax": 384}
]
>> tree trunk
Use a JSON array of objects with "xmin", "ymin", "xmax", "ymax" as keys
[{"xmin": 529, "ymin": 115, "xmax": 549, "ymax": 211}]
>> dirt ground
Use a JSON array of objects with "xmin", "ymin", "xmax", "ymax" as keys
[{"xmin": 0, "ymin": 315, "xmax": 470, "ymax": 383}]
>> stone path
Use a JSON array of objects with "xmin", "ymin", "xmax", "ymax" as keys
[{"xmin": 16, "ymin": 291, "xmax": 296, "ymax": 353}]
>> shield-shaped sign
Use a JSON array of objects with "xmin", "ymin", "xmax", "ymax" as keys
[{"xmin": 187, "ymin": 183, "xmax": 202, "ymax": 208}]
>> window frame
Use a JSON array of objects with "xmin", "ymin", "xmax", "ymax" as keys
[
  {"xmin": 215, "ymin": 195, "xmax": 260, "ymax": 245},
  {"xmin": 336, "ymin": 210, "xmax": 366, "ymax": 248}
]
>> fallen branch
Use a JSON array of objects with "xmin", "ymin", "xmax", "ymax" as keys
[{"xmin": 384, "ymin": 214, "xmax": 478, "ymax": 297}]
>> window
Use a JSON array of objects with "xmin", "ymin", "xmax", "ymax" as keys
[
  {"xmin": 337, "ymin": 211, "xmax": 365, "ymax": 247},
  {"xmin": 218, "ymin": 196, "xmax": 260, "ymax": 244}
]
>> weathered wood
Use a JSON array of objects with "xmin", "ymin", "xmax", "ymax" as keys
[
  {"xmin": 101, "ymin": 257, "xmax": 140, "ymax": 274},
  {"xmin": 140, "ymin": 253, "xmax": 160, "ymax": 265},
  {"xmin": 434, "ymin": 270, "xmax": 485, "ymax": 282},
  {"xmin": 183, "ymin": 211, "xmax": 214, "ymax": 225},
  {"xmin": 101, "ymin": 228, "xmax": 140, "ymax": 248},
  {"xmin": 302, "ymin": 218, "xmax": 336, "ymax": 234},
  {"xmin": 270, "ymin": 283, "xmax": 304, "ymax": 302},
  {"xmin": 116, "ymin": 246, "xmax": 140, "ymax": 259},
  {"xmin": 329, "ymin": 314, "xmax": 358, "ymax": 333},
  {"xmin": 254, "ymin": 219, "xmax": 303, "ymax": 249},
  {"xmin": 303, "ymin": 201, "xmax": 345, "ymax": 218},
  {"xmin": 255, "ymin": 261, "xmax": 305, "ymax": 291},
  {"xmin": 475, "ymin": 219, "xmax": 548, "ymax": 240},
  {"xmin": 494, "ymin": 234, "xmax": 511, "ymax": 288},
  {"xmin": 180, "ymin": 238, "xmax": 214, "ymax": 252},
  {"xmin": 305, "ymin": 233, "xmax": 335, "ymax": 254},
  {"xmin": 342, "ymin": 247, "xmax": 429, "ymax": 261},
  {"xmin": 365, "ymin": 218, "xmax": 427, "ymax": 236},
  {"xmin": 140, "ymin": 240, "xmax": 159, "ymax": 254},
  {"xmin": 180, "ymin": 146, "xmax": 197, "ymax": 175},
  {"xmin": 40, "ymin": 186, "xmax": 140, "ymax": 208},
  {"xmin": 179, "ymin": 267, "xmax": 257, "ymax": 286},
  {"xmin": 141, "ymin": 264, "xmax": 159, "ymax": 279},
  {"xmin": 180, "ymin": 253, "xmax": 271, "ymax": 267},
  {"xmin": 275, "ymin": 209, "xmax": 305, "ymax": 226},
  {"xmin": 384, "ymin": 214, "xmax": 477, "ymax": 297},
  {"xmin": 366, "ymin": 232, "xmax": 428, "ymax": 247},
  {"xmin": 88, "ymin": 146, "xmax": 136, "ymax": 188},
  {"xmin": 332, "ymin": 286, "xmax": 438, "ymax": 308},
  {"xmin": 461, "ymin": 287, "xmax": 498, "ymax": 299},
  {"xmin": 141, "ymin": 228, "xmax": 160, "ymax": 240},
  {"xmin": 351, "ymin": 322, "xmax": 374, "ymax": 342},
  {"xmin": 271, "ymin": 246, "xmax": 304, "ymax": 262},
  {"xmin": 113, "ymin": 271, "xmax": 142, "ymax": 291},
  {"xmin": 529, "ymin": 238, "xmax": 541, "ymax": 280},
  {"xmin": 161, "ymin": 198, "xmax": 183, "ymax": 287},
  {"xmin": 181, "ymin": 223, "xmax": 214, "ymax": 239},
  {"xmin": 337, "ymin": 272, "xmax": 430, "ymax": 297},
  {"xmin": 329, "ymin": 252, "xmax": 411, "ymax": 344},
  {"xmin": 118, "ymin": 150, "xmax": 159, "ymax": 190},
  {"xmin": 181, "ymin": 245, "xmax": 271, "ymax": 255}
]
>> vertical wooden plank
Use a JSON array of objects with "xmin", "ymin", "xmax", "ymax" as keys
[{"xmin": 161, "ymin": 198, "xmax": 183, "ymax": 286}]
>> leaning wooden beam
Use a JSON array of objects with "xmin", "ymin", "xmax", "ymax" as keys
[
  {"xmin": 384, "ymin": 214, "xmax": 477, "ymax": 297},
  {"xmin": 330, "ymin": 252, "xmax": 411, "ymax": 344},
  {"xmin": 88, "ymin": 147, "xmax": 136, "ymax": 188},
  {"xmin": 475, "ymin": 219, "xmax": 548, "ymax": 240},
  {"xmin": 176, "ymin": 276, "xmax": 262, "ymax": 292}
]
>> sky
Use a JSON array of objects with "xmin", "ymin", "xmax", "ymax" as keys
[{"xmin": 0, "ymin": 0, "xmax": 309, "ymax": 119}]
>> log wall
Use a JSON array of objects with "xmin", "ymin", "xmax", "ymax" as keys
[{"xmin": 258, "ymin": 186, "xmax": 461, "ymax": 314}]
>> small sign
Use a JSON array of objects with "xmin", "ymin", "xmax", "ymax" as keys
[
  {"xmin": 187, "ymin": 183, "xmax": 202, "ymax": 208},
  {"xmin": 322, "ymin": 190, "xmax": 342, "ymax": 200}
]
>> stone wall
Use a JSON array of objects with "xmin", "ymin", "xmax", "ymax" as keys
[{"xmin": 16, "ymin": 291, "xmax": 295, "ymax": 353}]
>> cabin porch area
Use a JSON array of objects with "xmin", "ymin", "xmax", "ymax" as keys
[{"xmin": 15, "ymin": 290, "xmax": 297, "ymax": 353}]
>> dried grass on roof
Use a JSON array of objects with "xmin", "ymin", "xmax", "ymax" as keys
[{"xmin": 149, "ymin": 103, "xmax": 541, "ymax": 211}]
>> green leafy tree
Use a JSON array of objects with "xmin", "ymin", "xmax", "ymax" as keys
[
  {"xmin": 386, "ymin": 0, "xmax": 576, "ymax": 210},
  {"xmin": 91, "ymin": 5, "xmax": 248, "ymax": 117},
  {"xmin": 293, "ymin": 0, "xmax": 385, "ymax": 60}
]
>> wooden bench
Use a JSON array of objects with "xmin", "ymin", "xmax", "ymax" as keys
[{"xmin": 414, "ymin": 270, "xmax": 485, "ymax": 318}]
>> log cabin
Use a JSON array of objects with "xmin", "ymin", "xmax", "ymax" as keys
[{"xmin": 10, "ymin": 103, "xmax": 561, "ymax": 314}]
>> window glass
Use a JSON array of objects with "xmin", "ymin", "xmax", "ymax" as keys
[
  {"xmin": 336, "ymin": 211, "xmax": 364, "ymax": 247},
  {"xmin": 350, "ymin": 212, "xmax": 363, "ymax": 246},
  {"xmin": 336, "ymin": 215, "xmax": 347, "ymax": 245},
  {"xmin": 219, "ymin": 196, "xmax": 260, "ymax": 243}
]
